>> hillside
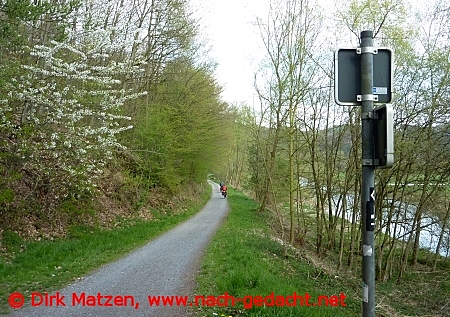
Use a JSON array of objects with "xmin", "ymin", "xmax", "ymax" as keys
[{"xmin": 194, "ymin": 187, "xmax": 450, "ymax": 317}]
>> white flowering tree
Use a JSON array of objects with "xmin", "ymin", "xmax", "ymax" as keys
[{"xmin": 0, "ymin": 28, "xmax": 146, "ymax": 201}]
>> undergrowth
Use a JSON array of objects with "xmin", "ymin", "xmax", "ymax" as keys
[
  {"xmin": 195, "ymin": 187, "xmax": 450, "ymax": 317},
  {"xmin": 0, "ymin": 182, "xmax": 211, "ymax": 314},
  {"xmin": 194, "ymin": 188, "xmax": 360, "ymax": 317}
]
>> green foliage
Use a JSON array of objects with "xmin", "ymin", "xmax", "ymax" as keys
[
  {"xmin": 0, "ymin": 28, "xmax": 146, "ymax": 204},
  {"xmin": 131, "ymin": 58, "xmax": 233, "ymax": 190},
  {"xmin": 1, "ymin": 230, "xmax": 24, "ymax": 250},
  {"xmin": 0, "ymin": 0, "xmax": 78, "ymax": 48},
  {"xmin": 339, "ymin": 0, "xmax": 408, "ymax": 40},
  {"xmin": 0, "ymin": 0, "xmax": 233, "ymax": 243},
  {"xmin": 59, "ymin": 199, "xmax": 95, "ymax": 218},
  {"xmin": 0, "ymin": 184, "xmax": 211, "ymax": 313},
  {"xmin": 67, "ymin": 224, "xmax": 99, "ymax": 239},
  {"xmin": 195, "ymin": 188, "xmax": 359, "ymax": 317},
  {"xmin": 0, "ymin": 189, "xmax": 14, "ymax": 205},
  {"xmin": 239, "ymin": 0, "xmax": 450, "ymax": 296},
  {"xmin": 0, "ymin": 0, "xmax": 47, "ymax": 43},
  {"xmin": 227, "ymin": 106, "xmax": 255, "ymax": 189}
]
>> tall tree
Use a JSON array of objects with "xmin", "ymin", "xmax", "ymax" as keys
[
  {"xmin": 253, "ymin": 0, "xmax": 321, "ymax": 244},
  {"xmin": 134, "ymin": 58, "xmax": 231, "ymax": 189},
  {"xmin": 1, "ymin": 25, "xmax": 146, "ymax": 206}
]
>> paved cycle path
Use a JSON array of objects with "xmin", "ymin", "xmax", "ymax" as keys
[{"xmin": 5, "ymin": 181, "xmax": 228, "ymax": 317}]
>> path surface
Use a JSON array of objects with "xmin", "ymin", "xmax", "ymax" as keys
[{"xmin": 5, "ymin": 181, "xmax": 228, "ymax": 317}]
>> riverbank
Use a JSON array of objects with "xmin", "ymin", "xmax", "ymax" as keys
[{"xmin": 194, "ymin": 187, "xmax": 450, "ymax": 317}]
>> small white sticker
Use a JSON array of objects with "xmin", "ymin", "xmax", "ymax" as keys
[
  {"xmin": 363, "ymin": 284, "xmax": 369, "ymax": 302},
  {"xmin": 363, "ymin": 245, "xmax": 373, "ymax": 256},
  {"xmin": 373, "ymin": 87, "xmax": 387, "ymax": 94}
]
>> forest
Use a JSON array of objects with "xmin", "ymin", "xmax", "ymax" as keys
[
  {"xmin": 0, "ymin": 0, "xmax": 235, "ymax": 234},
  {"xmin": 0, "ymin": 0, "xmax": 449, "ymax": 312},
  {"xmin": 227, "ymin": 0, "xmax": 450, "ymax": 284}
]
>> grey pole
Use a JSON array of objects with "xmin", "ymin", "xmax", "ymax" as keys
[{"xmin": 360, "ymin": 30, "xmax": 375, "ymax": 317}]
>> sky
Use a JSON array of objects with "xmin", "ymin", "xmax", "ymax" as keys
[
  {"xmin": 190, "ymin": 0, "xmax": 270, "ymax": 107},
  {"xmin": 190, "ymin": 0, "xmax": 428, "ymax": 109},
  {"xmin": 190, "ymin": 0, "xmax": 341, "ymax": 108}
]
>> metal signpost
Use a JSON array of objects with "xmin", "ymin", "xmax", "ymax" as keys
[{"xmin": 334, "ymin": 30, "xmax": 394, "ymax": 317}]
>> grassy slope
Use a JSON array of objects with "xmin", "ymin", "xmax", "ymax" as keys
[
  {"xmin": 194, "ymin": 188, "xmax": 360, "ymax": 317},
  {"xmin": 3, "ymin": 184, "xmax": 446, "ymax": 316},
  {"xmin": 0, "ymin": 185, "xmax": 211, "ymax": 314}
]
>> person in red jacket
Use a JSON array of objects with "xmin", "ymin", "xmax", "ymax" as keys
[{"xmin": 221, "ymin": 184, "xmax": 227, "ymax": 197}]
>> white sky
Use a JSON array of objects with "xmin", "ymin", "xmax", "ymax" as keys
[
  {"xmin": 189, "ymin": 0, "xmax": 425, "ymax": 107},
  {"xmin": 190, "ymin": 0, "xmax": 342, "ymax": 107},
  {"xmin": 190, "ymin": 0, "xmax": 270, "ymax": 107}
]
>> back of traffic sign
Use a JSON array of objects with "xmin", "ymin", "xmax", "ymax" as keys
[{"xmin": 334, "ymin": 48, "xmax": 393, "ymax": 106}]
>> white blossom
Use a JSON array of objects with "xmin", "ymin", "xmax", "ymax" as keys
[{"xmin": 2, "ymin": 23, "xmax": 147, "ymax": 197}]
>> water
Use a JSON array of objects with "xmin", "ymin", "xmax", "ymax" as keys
[{"xmin": 331, "ymin": 194, "xmax": 450, "ymax": 257}]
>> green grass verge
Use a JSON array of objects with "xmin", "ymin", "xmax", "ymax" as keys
[
  {"xmin": 194, "ymin": 188, "xmax": 360, "ymax": 317},
  {"xmin": 0, "ymin": 185, "xmax": 211, "ymax": 314}
]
